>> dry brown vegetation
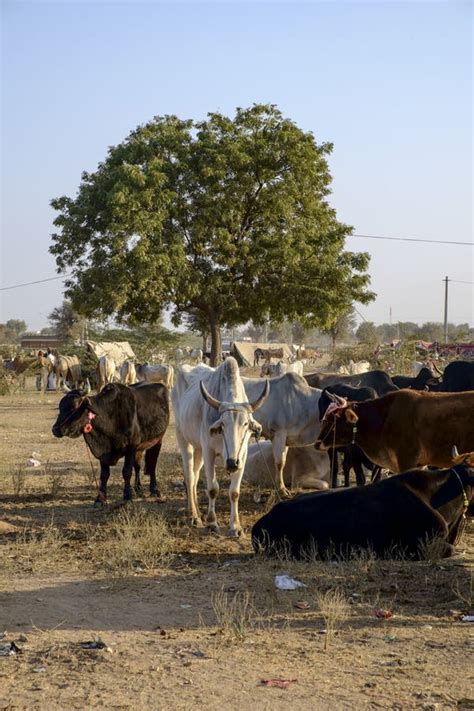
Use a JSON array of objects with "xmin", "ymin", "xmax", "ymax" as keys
[{"xmin": 0, "ymin": 383, "xmax": 473, "ymax": 709}]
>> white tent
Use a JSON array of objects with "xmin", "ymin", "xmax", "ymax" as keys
[{"xmin": 85, "ymin": 341, "xmax": 135, "ymax": 368}]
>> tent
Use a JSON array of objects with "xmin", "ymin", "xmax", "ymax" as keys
[
  {"xmin": 230, "ymin": 341, "xmax": 293, "ymax": 367},
  {"xmin": 85, "ymin": 341, "xmax": 135, "ymax": 367}
]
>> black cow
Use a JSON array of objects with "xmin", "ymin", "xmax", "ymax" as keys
[
  {"xmin": 305, "ymin": 369, "xmax": 398, "ymax": 397},
  {"xmin": 52, "ymin": 382, "xmax": 170, "ymax": 503},
  {"xmin": 392, "ymin": 367, "xmax": 437, "ymax": 390},
  {"xmin": 252, "ymin": 455, "xmax": 474, "ymax": 560},
  {"xmin": 429, "ymin": 360, "xmax": 474, "ymax": 392},
  {"xmin": 319, "ymin": 384, "xmax": 381, "ymax": 487}
]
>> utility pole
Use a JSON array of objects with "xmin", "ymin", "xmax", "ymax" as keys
[{"xmin": 443, "ymin": 276, "xmax": 449, "ymax": 344}]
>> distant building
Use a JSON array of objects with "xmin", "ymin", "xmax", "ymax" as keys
[{"xmin": 20, "ymin": 333, "xmax": 64, "ymax": 350}]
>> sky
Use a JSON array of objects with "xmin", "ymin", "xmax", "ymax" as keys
[{"xmin": 1, "ymin": 0, "xmax": 473, "ymax": 333}]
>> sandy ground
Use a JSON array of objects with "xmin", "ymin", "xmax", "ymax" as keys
[{"xmin": 0, "ymin": 383, "xmax": 473, "ymax": 710}]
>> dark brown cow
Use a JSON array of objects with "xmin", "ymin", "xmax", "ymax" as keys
[
  {"xmin": 315, "ymin": 390, "xmax": 474, "ymax": 473},
  {"xmin": 252, "ymin": 452, "xmax": 474, "ymax": 560},
  {"xmin": 305, "ymin": 369, "xmax": 398, "ymax": 397}
]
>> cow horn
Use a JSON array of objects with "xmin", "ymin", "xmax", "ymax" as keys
[
  {"xmin": 250, "ymin": 379, "xmax": 270, "ymax": 412},
  {"xmin": 452, "ymin": 445, "xmax": 460, "ymax": 459},
  {"xmin": 62, "ymin": 383, "xmax": 71, "ymax": 393},
  {"xmin": 200, "ymin": 380, "xmax": 221, "ymax": 410},
  {"xmin": 83, "ymin": 379, "xmax": 91, "ymax": 394},
  {"xmin": 433, "ymin": 363, "xmax": 443, "ymax": 375}
]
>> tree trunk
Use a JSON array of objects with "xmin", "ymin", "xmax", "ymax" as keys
[
  {"xmin": 209, "ymin": 313, "xmax": 222, "ymax": 367},
  {"xmin": 331, "ymin": 333, "xmax": 336, "ymax": 361}
]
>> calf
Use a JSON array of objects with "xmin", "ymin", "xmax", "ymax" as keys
[
  {"xmin": 52, "ymin": 382, "xmax": 170, "ymax": 503},
  {"xmin": 252, "ymin": 453, "xmax": 474, "ymax": 559}
]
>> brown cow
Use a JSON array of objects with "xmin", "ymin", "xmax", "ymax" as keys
[{"xmin": 315, "ymin": 390, "xmax": 474, "ymax": 473}]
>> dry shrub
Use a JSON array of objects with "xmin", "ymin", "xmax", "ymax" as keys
[
  {"xmin": 10, "ymin": 465, "xmax": 26, "ymax": 497},
  {"xmin": 212, "ymin": 589, "xmax": 258, "ymax": 642},
  {"xmin": 314, "ymin": 588, "xmax": 350, "ymax": 650},
  {"xmin": 102, "ymin": 505, "xmax": 174, "ymax": 577},
  {"xmin": 46, "ymin": 463, "xmax": 63, "ymax": 498},
  {"xmin": 13, "ymin": 520, "xmax": 66, "ymax": 572},
  {"xmin": 417, "ymin": 533, "xmax": 449, "ymax": 563}
]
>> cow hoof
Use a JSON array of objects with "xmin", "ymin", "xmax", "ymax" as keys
[
  {"xmin": 279, "ymin": 487, "xmax": 291, "ymax": 498},
  {"xmin": 94, "ymin": 498, "xmax": 107, "ymax": 508},
  {"xmin": 229, "ymin": 528, "xmax": 244, "ymax": 538},
  {"xmin": 191, "ymin": 517, "xmax": 203, "ymax": 527},
  {"xmin": 134, "ymin": 487, "xmax": 144, "ymax": 497},
  {"xmin": 207, "ymin": 523, "xmax": 220, "ymax": 534}
]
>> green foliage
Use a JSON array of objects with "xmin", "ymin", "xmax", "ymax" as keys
[
  {"xmin": 355, "ymin": 321, "xmax": 378, "ymax": 344},
  {"xmin": 48, "ymin": 300, "xmax": 84, "ymax": 341},
  {"xmin": 0, "ymin": 319, "xmax": 27, "ymax": 344},
  {"xmin": 50, "ymin": 104, "xmax": 374, "ymax": 360}
]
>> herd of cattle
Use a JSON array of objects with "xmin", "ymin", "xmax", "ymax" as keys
[{"xmin": 49, "ymin": 355, "xmax": 474, "ymax": 560}]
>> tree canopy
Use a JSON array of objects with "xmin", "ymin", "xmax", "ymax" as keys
[{"xmin": 50, "ymin": 104, "xmax": 374, "ymax": 363}]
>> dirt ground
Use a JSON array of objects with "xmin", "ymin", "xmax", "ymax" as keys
[{"xmin": 0, "ymin": 383, "xmax": 473, "ymax": 710}]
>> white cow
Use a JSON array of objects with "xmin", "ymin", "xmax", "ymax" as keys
[
  {"xmin": 244, "ymin": 441, "xmax": 330, "ymax": 491},
  {"xmin": 120, "ymin": 360, "xmax": 137, "ymax": 385},
  {"xmin": 97, "ymin": 355, "xmax": 116, "ymax": 391},
  {"xmin": 242, "ymin": 373, "xmax": 323, "ymax": 498},
  {"xmin": 338, "ymin": 360, "xmax": 371, "ymax": 375},
  {"xmin": 136, "ymin": 363, "xmax": 174, "ymax": 389},
  {"xmin": 172, "ymin": 357, "xmax": 269, "ymax": 536}
]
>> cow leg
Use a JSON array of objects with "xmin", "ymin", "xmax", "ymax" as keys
[
  {"xmin": 350, "ymin": 449, "xmax": 366, "ymax": 487},
  {"xmin": 176, "ymin": 429, "xmax": 202, "ymax": 526},
  {"xmin": 272, "ymin": 434, "xmax": 290, "ymax": 497},
  {"xmin": 145, "ymin": 442, "xmax": 162, "ymax": 498},
  {"xmin": 192, "ymin": 448, "xmax": 203, "ymax": 519},
  {"xmin": 329, "ymin": 449, "xmax": 339, "ymax": 488},
  {"xmin": 122, "ymin": 450, "xmax": 135, "ymax": 501},
  {"xmin": 95, "ymin": 462, "xmax": 110, "ymax": 505},
  {"xmin": 228, "ymin": 471, "xmax": 244, "ymax": 537},
  {"xmin": 134, "ymin": 452, "xmax": 144, "ymax": 495},
  {"xmin": 203, "ymin": 449, "xmax": 219, "ymax": 532},
  {"xmin": 370, "ymin": 466, "xmax": 382, "ymax": 483},
  {"xmin": 342, "ymin": 451, "xmax": 352, "ymax": 487}
]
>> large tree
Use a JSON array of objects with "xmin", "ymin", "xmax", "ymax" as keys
[{"xmin": 50, "ymin": 104, "xmax": 374, "ymax": 364}]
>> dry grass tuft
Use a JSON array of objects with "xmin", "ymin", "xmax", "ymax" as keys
[
  {"xmin": 10, "ymin": 464, "xmax": 26, "ymax": 497},
  {"xmin": 211, "ymin": 588, "xmax": 258, "ymax": 642},
  {"xmin": 101, "ymin": 505, "xmax": 174, "ymax": 577},
  {"xmin": 12, "ymin": 520, "xmax": 67, "ymax": 573},
  {"xmin": 417, "ymin": 533, "xmax": 448, "ymax": 563},
  {"xmin": 314, "ymin": 588, "xmax": 350, "ymax": 650},
  {"xmin": 46, "ymin": 463, "xmax": 63, "ymax": 498}
]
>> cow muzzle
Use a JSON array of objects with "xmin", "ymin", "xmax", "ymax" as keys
[
  {"xmin": 52, "ymin": 424, "xmax": 64, "ymax": 438},
  {"xmin": 226, "ymin": 458, "xmax": 240, "ymax": 473}
]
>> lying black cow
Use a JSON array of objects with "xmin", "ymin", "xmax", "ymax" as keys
[
  {"xmin": 319, "ymin": 383, "xmax": 381, "ymax": 487},
  {"xmin": 305, "ymin": 369, "xmax": 398, "ymax": 397},
  {"xmin": 252, "ymin": 454, "xmax": 474, "ymax": 559},
  {"xmin": 391, "ymin": 367, "xmax": 437, "ymax": 391},
  {"xmin": 52, "ymin": 382, "xmax": 170, "ymax": 503},
  {"xmin": 429, "ymin": 360, "xmax": 474, "ymax": 392}
]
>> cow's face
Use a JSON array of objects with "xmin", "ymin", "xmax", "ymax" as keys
[
  {"xmin": 209, "ymin": 405, "xmax": 262, "ymax": 473},
  {"xmin": 200, "ymin": 380, "xmax": 269, "ymax": 473},
  {"xmin": 314, "ymin": 405, "xmax": 359, "ymax": 450},
  {"xmin": 52, "ymin": 391, "xmax": 89, "ymax": 439}
]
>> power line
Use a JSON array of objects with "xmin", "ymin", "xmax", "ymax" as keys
[
  {"xmin": 350, "ymin": 233, "xmax": 473, "ymax": 246},
  {"xmin": 450, "ymin": 280, "xmax": 474, "ymax": 285},
  {"xmin": 0, "ymin": 274, "xmax": 69, "ymax": 292}
]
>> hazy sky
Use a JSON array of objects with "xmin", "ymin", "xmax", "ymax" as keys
[{"xmin": 1, "ymin": 1, "xmax": 473, "ymax": 332}]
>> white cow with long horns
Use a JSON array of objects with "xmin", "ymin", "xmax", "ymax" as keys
[{"xmin": 172, "ymin": 357, "xmax": 269, "ymax": 536}]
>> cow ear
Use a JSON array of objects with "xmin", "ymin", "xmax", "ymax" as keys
[
  {"xmin": 209, "ymin": 418, "xmax": 223, "ymax": 436},
  {"xmin": 345, "ymin": 408, "xmax": 359, "ymax": 424},
  {"xmin": 84, "ymin": 396, "xmax": 98, "ymax": 414}
]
